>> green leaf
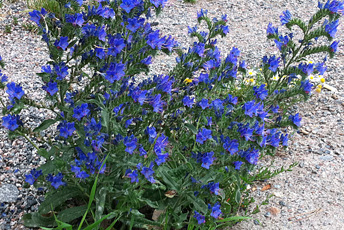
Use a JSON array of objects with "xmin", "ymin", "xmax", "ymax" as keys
[
  {"xmin": 286, "ymin": 18, "xmax": 307, "ymax": 33},
  {"xmin": 22, "ymin": 212, "xmax": 55, "ymax": 228},
  {"xmin": 157, "ymin": 166, "xmax": 179, "ymax": 191},
  {"xmin": 33, "ymin": 119, "xmax": 57, "ymax": 132},
  {"xmin": 186, "ymin": 192, "xmax": 208, "ymax": 213},
  {"xmin": 82, "ymin": 212, "xmax": 118, "ymax": 230},
  {"xmin": 39, "ymin": 187, "xmax": 82, "ymax": 214},
  {"xmin": 37, "ymin": 160, "xmax": 56, "ymax": 174},
  {"xmin": 37, "ymin": 148, "xmax": 50, "ymax": 158},
  {"xmin": 101, "ymin": 108, "xmax": 110, "ymax": 132},
  {"xmin": 95, "ymin": 187, "xmax": 108, "ymax": 224},
  {"xmin": 184, "ymin": 123, "xmax": 197, "ymax": 134},
  {"xmin": 57, "ymin": 205, "xmax": 88, "ymax": 223},
  {"xmin": 235, "ymin": 189, "xmax": 241, "ymax": 204}
]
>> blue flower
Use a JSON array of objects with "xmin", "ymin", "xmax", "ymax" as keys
[
  {"xmin": 73, "ymin": 103, "xmax": 90, "ymax": 121},
  {"xmin": 97, "ymin": 5, "xmax": 115, "ymax": 19},
  {"xmin": 280, "ymin": 10, "xmax": 292, "ymax": 25},
  {"xmin": 300, "ymin": 80, "xmax": 313, "ymax": 94},
  {"xmin": 124, "ymin": 135, "xmax": 137, "ymax": 154},
  {"xmin": 2, "ymin": 114, "xmax": 21, "ymax": 131},
  {"xmin": 43, "ymin": 81, "xmax": 58, "ymax": 96},
  {"xmin": 223, "ymin": 138, "xmax": 239, "ymax": 155},
  {"xmin": 267, "ymin": 22, "xmax": 278, "ymax": 35},
  {"xmin": 239, "ymin": 60, "xmax": 247, "ymax": 70},
  {"xmin": 238, "ymin": 123, "xmax": 254, "ymax": 141},
  {"xmin": 75, "ymin": 0, "xmax": 83, "ymax": 6},
  {"xmin": 154, "ymin": 133, "xmax": 168, "ymax": 155},
  {"xmin": 275, "ymin": 35, "xmax": 289, "ymax": 51},
  {"xmin": 330, "ymin": 40, "xmax": 339, "ymax": 53},
  {"xmin": 59, "ymin": 121, "xmax": 76, "ymax": 138},
  {"xmin": 54, "ymin": 62, "xmax": 69, "ymax": 80},
  {"xmin": 197, "ymin": 9, "xmax": 208, "ymax": 18},
  {"xmin": 183, "ymin": 96, "xmax": 195, "ymax": 108},
  {"xmin": 289, "ymin": 113, "xmax": 302, "ymax": 127},
  {"xmin": 6, "ymin": 82, "xmax": 24, "ymax": 100},
  {"xmin": 146, "ymin": 126, "xmax": 157, "ymax": 143},
  {"xmin": 125, "ymin": 169, "xmax": 139, "ymax": 183},
  {"xmin": 147, "ymin": 30, "xmax": 165, "ymax": 50},
  {"xmin": 324, "ymin": 0, "xmax": 344, "ymax": 14},
  {"xmin": 150, "ymin": 0, "xmax": 168, "ymax": 8},
  {"xmin": 209, "ymin": 202, "xmax": 222, "ymax": 219},
  {"xmin": 29, "ymin": 10, "xmax": 41, "ymax": 26},
  {"xmin": 1, "ymin": 74, "xmax": 8, "ymax": 83},
  {"xmin": 25, "ymin": 169, "xmax": 42, "ymax": 185},
  {"xmin": 203, "ymin": 59, "xmax": 220, "ymax": 70},
  {"xmin": 233, "ymin": 161, "xmax": 243, "ymax": 170},
  {"xmin": 193, "ymin": 211, "xmax": 205, "ymax": 224},
  {"xmin": 270, "ymin": 105, "xmax": 279, "ymax": 113},
  {"xmin": 198, "ymin": 73, "xmax": 210, "ymax": 83},
  {"xmin": 211, "ymin": 99, "xmax": 224, "ymax": 117},
  {"xmin": 325, "ymin": 19, "xmax": 339, "ymax": 38},
  {"xmin": 188, "ymin": 25, "xmax": 197, "ymax": 34},
  {"xmin": 267, "ymin": 55, "xmax": 280, "ymax": 72},
  {"xmin": 105, "ymin": 62, "xmax": 126, "ymax": 83},
  {"xmin": 243, "ymin": 100, "xmax": 260, "ymax": 117},
  {"xmin": 126, "ymin": 17, "xmax": 145, "ymax": 33},
  {"xmin": 196, "ymin": 128, "xmax": 212, "ymax": 144},
  {"xmin": 281, "ymin": 133, "xmax": 289, "ymax": 146},
  {"xmin": 201, "ymin": 151, "xmax": 215, "ymax": 169},
  {"xmin": 120, "ymin": 0, "xmax": 141, "ymax": 13},
  {"xmin": 192, "ymin": 42, "xmax": 205, "ymax": 57},
  {"xmin": 95, "ymin": 47, "xmax": 106, "ymax": 59},
  {"xmin": 149, "ymin": 94, "xmax": 166, "ymax": 113},
  {"xmin": 141, "ymin": 162, "xmax": 155, "ymax": 183},
  {"xmin": 71, "ymin": 165, "xmax": 89, "ymax": 179},
  {"xmin": 46, "ymin": 173, "xmax": 66, "ymax": 189},
  {"xmin": 66, "ymin": 13, "xmax": 84, "ymax": 27},
  {"xmin": 209, "ymin": 182, "xmax": 220, "ymax": 195},
  {"xmin": 268, "ymin": 133, "xmax": 280, "ymax": 147},
  {"xmin": 54, "ymin": 36, "xmax": 69, "ymax": 50},
  {"xmin": 198, "ymin": 98, "xmax": 209, "ymax": 110},
  {"xmin": 244, "ymin": 148, "xmax": 259, "ymax": 165},
  {"xmin": 254, "ymin": 84, "xmax": 269, "ymax": 100},
  {"xmin": 108, "ymin": 37, "xmax": 125, "ymax": 56},
  {"xmin": 141, "ymin": 56, "xmax": 152, "ymax": 65},
  {"xmin": 225, "ymin": 47, "xmax": 240, "ymax": 65}
]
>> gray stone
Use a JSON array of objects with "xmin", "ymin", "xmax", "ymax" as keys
[
  {"xmin": 319, "ymin": 155, "xmax": 334, "ymax": 161},
  {"xmin": 0, "ymin": 184, "xmax": 19, "ymax": 203}
]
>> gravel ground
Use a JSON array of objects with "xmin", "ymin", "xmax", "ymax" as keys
[{"xmin": 0, "ymin": 0, "xmax": 344, "ymax": 229}]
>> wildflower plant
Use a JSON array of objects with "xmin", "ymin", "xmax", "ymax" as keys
[{"xmin": 0, "ymin": 0, "xmax": 343, "ymax": 228}]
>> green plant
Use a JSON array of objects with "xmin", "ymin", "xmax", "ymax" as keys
[
  {"xmin": 13, "ymin": 16, "xmax": 18, "ymax": 26},
  {"xmin": 0, "ymin": 0, "xmax": 342, "ymax": 229},
  {"xmin": 4, "ymin": 25, "xmax": 11, "ymax": 33},
  {"xmin": 22, "ymin": 22, "xmax": 37, "ymax": 33}
]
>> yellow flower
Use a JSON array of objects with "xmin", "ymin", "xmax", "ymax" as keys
[
  {"xmin": 247, "ymin": 70, "xmax": 256, "ymax": 76},
  {"xmin": 317, "ymin": 84, "xmax": 322, "ymax": 89},
  {"xmin": 309, "ymin": 75, "xmax": 314, "ymax": 80},
  {"xmin": 183, "ymin": 78, "xmax": 192, "ymax": 84},
  {"xmin": 272, "ymin": 75, "xmax": 279, "ymax": 81},
  {"xmin": 249, "ymin": 78, "xmax": 254, "ymax": 83},
  {"xmin": 315, "ymin": 87, "xmax": 321, "ymax": 93},
  {"xmin": 320, "ymin": 78, "xmax": 325, "ymax": 83},
  {"xmin": 308, "ymin": 61, "xmax": 313, "ymax": 64}
]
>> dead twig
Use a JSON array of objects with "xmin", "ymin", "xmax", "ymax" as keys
[{"xmin": 288, "ymin": 208, "xmax": 323, "ymax": 223}]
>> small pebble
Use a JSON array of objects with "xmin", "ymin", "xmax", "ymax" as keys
[
  {"xmin": 264, "ymin": 212, "xmax": 271, "ymax": 218},
  {"xmin": 279, "ymin": 201, "xmax": 286, "ymax": 206}
]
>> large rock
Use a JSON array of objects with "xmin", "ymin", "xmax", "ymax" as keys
[{"xmin": 0, "ymin": 184, "xmax": 19, "ymax": 203}]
